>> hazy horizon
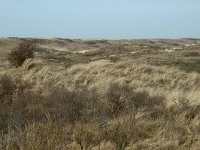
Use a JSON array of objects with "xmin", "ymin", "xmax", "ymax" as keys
[{"xmin": 1, "ymin": 0, "xmax": 200, "ymax": 39}]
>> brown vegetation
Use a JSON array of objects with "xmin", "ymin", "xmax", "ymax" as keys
[
  {"xmin": 0, "ymin": 38, "xmax": 200, "ymax": 149},
  {"xmin": 8, "ymin": 41, "xmax": 35, "ymax": 67}
]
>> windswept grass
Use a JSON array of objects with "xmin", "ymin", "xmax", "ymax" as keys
[{"xmin": 0, "ymin": 38, "xmax": 200, "ymax": 149}]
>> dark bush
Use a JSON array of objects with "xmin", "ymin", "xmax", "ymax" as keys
[
  {"xmin": 0, "ymin": 75, "xmax": 16, "ymax": 103},
  {"xmin": 8, "ymin": 41, "xmax": 35, "ymax": 67},
  {"xmin": 46, "ymin": 87, "xmax": 87, "ymax": 123},
  {"xmin": 105, "ymin": 83, "xmax": 166, "ymax": 118},
  {"xmin": 105, "ymin": 83, "xmax": 128, "ymax": 117}
]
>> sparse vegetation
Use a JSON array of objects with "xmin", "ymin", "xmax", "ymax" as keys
[{"xmin": 0, "ymin": 38, "xmax": 200, "ymax": 149}]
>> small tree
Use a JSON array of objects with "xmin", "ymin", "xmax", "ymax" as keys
[{"xmin": 8, "ymin": 41, "xmax": 35, "ymax": 67}]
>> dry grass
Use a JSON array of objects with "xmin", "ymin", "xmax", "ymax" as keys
[{"xmin": 0, "ymin": 38, "xmax": 200, "ymax": 149}]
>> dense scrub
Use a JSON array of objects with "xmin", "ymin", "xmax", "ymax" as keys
[
  {"xmin": 0, "ymin": 38, "xmax": 200, "ymax": 149},
  {"xmin": 0, "ymin": 74, "xmax": 199, "ymax": 150}
]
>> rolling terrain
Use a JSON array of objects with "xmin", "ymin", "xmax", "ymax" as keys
[{"xmin": 0, "ymin": 38, "xmax": 200, "ymax": 150}]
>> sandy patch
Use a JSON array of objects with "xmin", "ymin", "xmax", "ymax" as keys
[
  {"xmin": 72, "ymin": 48, "xmax": 98, "ymax": 54},
  {"xmin": 40, "ymin": 45, "xmax": 69, "ymax": 51},
  {"xmin": 130, "ymin": 51, "xmax": 139, "ymax": 54},
  {"xmin": 72, "ymin": 50, "xmax": 90, "ymax": 54}
]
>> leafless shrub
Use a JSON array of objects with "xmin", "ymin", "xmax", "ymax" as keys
[
  {"xmin": 177, "ymin": 98, "xmax": 191, "ymax": 110},
  {"xmin": 0, "ymin": 129, "xmax": 19, "ymax": 150},
  {"xmin": 8, "ymin": 41, "xmax": 35, "ymax": 67},
  {"xmin": 105, "ymin": 83, "xmax": 166, "ymax": 119},
  {"xmin": 103, "ymin": 118, "xmax": 136, "ymax": 150},
  {"xmin": 47, "ymin": 87, "xmax": 88, "ymax": 123},
  {"xmin": 185, "ymin": 105, "xmax": 200, "ymax": 121},
  {"xmin": 105, "ymin": 83, "xmax": 130, "ymax": 117},
  {"xmin": 73, "ymin": 122, "xmax": 103, "ymax": 150},
  {"xmin": 0, "ymin": 75, "xmax": 16, "ymax": 104},
  {"xmin": 17, "ymin": 119, "xmax": 72, "ymax": 150}
]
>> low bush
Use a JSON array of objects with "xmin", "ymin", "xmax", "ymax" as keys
[
  {"xmin": 0, "ymin": 75, "xmax": 16, "ymax": 104},
  {"xmin": 8, "ymin": 41, "xmax": 35, "ymax": 67},
  {"xmin": 0, "ymin": 119, "xmax": 73, "ymax": 150},
  {"xmin": 105, "ymin": 83, "xmax": 166, "ymax": 118},
  {"xmin": 73, "ymin": 122, "xmax": 103, "ymax": 150}
]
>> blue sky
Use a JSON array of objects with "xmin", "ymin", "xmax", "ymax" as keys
[{"xmin": 0, "ymin": 0, "xmax": 200, "ymax": 39}]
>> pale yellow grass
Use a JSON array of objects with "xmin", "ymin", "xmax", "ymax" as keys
[{"xmin": 1, "ymin": 58, "xmax": 198, "ymax": 106}]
